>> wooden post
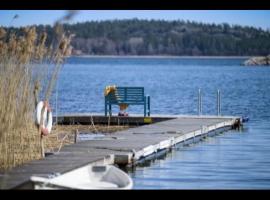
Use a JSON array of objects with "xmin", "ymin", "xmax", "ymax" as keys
[
  {"xmin": 74, "ymin": 129, "xmax": 78, "ymax": 143},
  {"xmin": 34, "ymin": 82, "xmax": 45, "ymax": 158},
  {"xmin": 40, "ymin": 135, "xmax": 45, "ymax": 158},
  {"xmin": 39, "ymin": 110, "xmax": 45, "ymax": 158},
  {"xmin": 38, "ymin": 102, "xmax": 46, "ymax": 158}
]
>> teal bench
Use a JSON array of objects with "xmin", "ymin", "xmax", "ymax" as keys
[{"xmin": 105, "ymin": 87, "xmax": 150, "ymax": 117}]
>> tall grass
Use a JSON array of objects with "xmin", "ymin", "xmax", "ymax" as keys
[{"xmin": 0, "ymin": 18, "xmax": 73, "ymax": 171}]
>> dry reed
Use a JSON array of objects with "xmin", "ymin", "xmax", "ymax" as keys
[{"xmin": 0, "ymin": 12, "xmax": 75, "ymax": 171}]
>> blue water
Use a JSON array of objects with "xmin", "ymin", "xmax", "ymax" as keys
[{"xmin": 51, "ymin": 57, "xmax": 270, "ymax": 189}]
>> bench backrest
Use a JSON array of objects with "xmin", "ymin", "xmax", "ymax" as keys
[{"xmin": 106, "ymin": 87, "xmax": 145, "ymax": 104}]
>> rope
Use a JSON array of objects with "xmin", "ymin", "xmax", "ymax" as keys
[{"xmin": 57, "ymin": 133, "xmax": 69, "ymax": 153}]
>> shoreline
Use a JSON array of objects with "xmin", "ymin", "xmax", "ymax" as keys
[{"xmin": 70, "ymin": 55, "xmax": 250, "ymax": 59}]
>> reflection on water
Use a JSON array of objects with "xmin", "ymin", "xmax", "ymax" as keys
[{"xmin": 128, "ymin": 124, "xmax": 270, "ymax": 189}]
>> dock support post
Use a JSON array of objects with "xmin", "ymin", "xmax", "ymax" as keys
[
  {"xmin": 74, "ymin": 129, "xmax": 78, "ymax": 143},
  {"xmin": 41, "ymin": 136, "xmax": 45, "ymax": 158}
]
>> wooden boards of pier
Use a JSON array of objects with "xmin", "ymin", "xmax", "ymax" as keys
[{"xmin": 0, "ymin": 115, "xmax": 240, "ymax": 189}]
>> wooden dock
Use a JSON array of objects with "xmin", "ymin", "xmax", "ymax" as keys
[
  {"xmin": 54, "ymin": 113, "xmax": 176, "ymax": 125},
  {"xmin": 0, "ymin": 115, "xmax": 241, "ymax": 189}
]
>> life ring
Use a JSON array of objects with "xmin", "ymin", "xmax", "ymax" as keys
[{"xmin": 36, "ymin": 101, "xmax": 53, "ymax": 136}]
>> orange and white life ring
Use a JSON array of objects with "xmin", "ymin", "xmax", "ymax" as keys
[{"xmin": 36, "ymin": 101, "xmax": 53, "ymax": 136}]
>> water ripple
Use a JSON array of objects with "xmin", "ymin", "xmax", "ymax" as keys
[{"xmin": 49, "ymin": 57, "xmax": 270, "ymax": 189}]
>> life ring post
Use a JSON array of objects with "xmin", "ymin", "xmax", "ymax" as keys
[{"xmin": 36, "ymin": 100, "xmax": 53, "ymax": 158}]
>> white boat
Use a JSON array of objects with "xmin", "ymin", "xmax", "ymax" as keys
[{"xmin": 29, "ymin": 165, "xmax": 133, "ymax": 190}]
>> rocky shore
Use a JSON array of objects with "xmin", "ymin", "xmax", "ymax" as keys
[{"xmin": 243, "ymin": 55, "xmax": 270, "ymax": 66}]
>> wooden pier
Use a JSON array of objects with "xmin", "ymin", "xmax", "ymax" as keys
[{"xmin": 0, "ymin": 114, "xmax": 241, "ymax": 189}]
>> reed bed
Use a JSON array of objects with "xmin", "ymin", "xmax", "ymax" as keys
[{"xmin": 0, "ymin": 18, "xmax": 73, "ymax": 171}]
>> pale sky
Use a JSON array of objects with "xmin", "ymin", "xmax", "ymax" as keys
[{"xmin": 0, "ymin": 10, "xmax": 270, "ymax": 30}]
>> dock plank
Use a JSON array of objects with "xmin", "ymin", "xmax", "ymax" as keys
[{"xmin": 0, "ymin": 115, "xmax": 240, "ymax": 189}]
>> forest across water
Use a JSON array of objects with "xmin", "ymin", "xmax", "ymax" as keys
[{"xmin": 3, "ymin": 19, "xmax": 270, "ymax": 56}]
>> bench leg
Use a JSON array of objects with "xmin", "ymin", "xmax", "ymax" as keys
[
  {"xmin": 109, "ymin": 104, "xmax": 112, "ymax": 116},
  {"xmin": 148, "ymin": 96, "xmax": 150, "ymax": 116},
  {"xmin": 105, "ymin": 102, "xmax": 107, "ymax": 116}
]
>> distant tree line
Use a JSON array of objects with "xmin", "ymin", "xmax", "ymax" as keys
[{"xmin": 3, "ymin": 19, "xmax": 270, "ymax": 56}]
